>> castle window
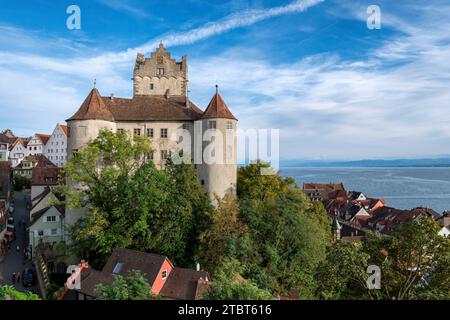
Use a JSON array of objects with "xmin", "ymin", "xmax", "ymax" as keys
[
  {"xmin": 147, "ymin": 128, "xmax": 154, "ymax": 138},
  {"xmin": 161, "ymin": 150, "xmax": 169, "ymax": 160},
  {"xmin": 146, "ymin": 152, "xmax": 154, "ymax": 160},
  {"xmin": 227, "ymin": 121, "xmax": 233, "ymax": 130},
  {"xmin": 134, "ymin": 128, "xmax": 141, "ymax": 136},
  {"xmin": 157, "ymin": 68, "xmax": 165, "ymax": 75},
  {"xmin": 160, "ymin": 128, "xmax": 168, "ymax": 138},
  {"xmin": 117, "ymin": 129, "xmax": 124, "ymax": 134},
  {"xmin": 150, "ymin": 83, "xmax": 154, "ymax": 90},
  {"xmin": 182, "ymin": 123, "xmax": 190, "ymax": 131},
  {"xmin": 201, "ymin": 180, "xmax": 205, "ymax": 185},
  {"xmin": 208, "ymin": 121, "xmax": 217, "ymax": 129}
]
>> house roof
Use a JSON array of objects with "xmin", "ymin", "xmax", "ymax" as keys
[
  {"xmin": 31, "ymin": 186, "xmax": 52, "ymax": 206},
  {"xmin": 29, "ymin": 204, "xmax": 65, "ymax": 227},
  {"xmin": 160, "ymin": 267, "xmax": 210, "ymax": 300},
  {"xmin": 67, "ymin": 88, "xmax": 114, "ymax": 122},
  {"xmin": 74, "ymin": 248, "xmax": 211, "ymax": 300},
  {"xmin": 76, "ymin": 268, "xmax": 114, "ymax": 298},
  {"xmin": 67, "ymin": 88, "xmax": 205, "ymax": 122},
  {"xmin": 201, "ymin": 91, "xmax": 237, "ymax": 120},
  {"xmin": 14, "ymin": 154, "xmax": 41, "ymax": 169},
  {"xmin": 0, "ymin": 134, "xmax": 10, "ymax": 144},
  {"xmin": 368, "ymin": 206, "xmax": 437, "ymax": 234},
  {"xmin": 31, "ymin": 166, "xmax": 63, "ymax": 186},
  {"xmin": 303, "ymin": 182, "xmax": 346, "ymax": 192},
  {"xmin": 348, "ymin": 191, "xmax": 364, "ymax": 200},
  {"xmin": 0, "ymin": 161, "xmax": 11, "ymax": 199},
  {"xmin": 59, "ymin": 124, "xmax": 68, "ymax": 136},
  {"xmin": 102, "ymin": 248, "xmax": 170, "ymax": 286},
  {"xmin": 31, "ymin": 187, "xmax": 65, "ymax": 210},
  {"xmin": 10, "ymin": 137, "xmax": 30, "ymax": 150},
  {"xmin": 36, "ymin": 134, "xmax": 51, "ymax": 145}
]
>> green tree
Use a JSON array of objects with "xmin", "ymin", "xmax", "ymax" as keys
[
  {"xmin": 0, "ymin": 286, "xmax": 40, "ymax": 300},
  {"xmin": 202, "ymin": 259, "xmax": 273, "ymax": 300},
  {"xmin": 63, "ymin": 130, "xmax": 212, "ymax": 267},
  {"xmin": 96, "ymin": 271, "xmax": 157, "ymax": 300},
  {"xmin": 236, "ymin": 162, "xmax": 331, "ymax": 298},
  {"xmin": 315, "ymin": 241, "xmax": 374, "ymax": 300},
  {"xmin": 13, "ymin": 174, "xmax": 31, "ymax": 191},
  {"xmin": 315, "ymin": 218, "xmax": 450, "ymax": 300},
  {"xmin": 363, "ymin": 218, "xmax": 450, "ymax": 300},
  {"xmin": 196, "ymin": 194, "xmax": 247, "ymax": 274}
]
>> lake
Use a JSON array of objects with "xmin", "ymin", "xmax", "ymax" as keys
[{"xmin": 279, "ymin": 167, "xmax": 450, "ymax": 213}]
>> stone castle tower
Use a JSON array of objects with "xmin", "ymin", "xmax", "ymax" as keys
[
  {"xmin": 66, "ymin": 44, "xmax": 237, "ymax": 224},
  {"xmin": 133, "ymin": 42, "xmax": 188, "ymax": 97}
]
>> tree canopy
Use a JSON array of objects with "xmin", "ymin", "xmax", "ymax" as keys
[
  {"xmin": 202, "ymin": 259, "xmax": 273, "ymax": 300},
  {"xmin": 0, "ymin": 286, "xmax": 41, "ymax": 300},
  {"xmin": 316, "ymin": 218, "xmax": 450, "ymax": 300},
  {"xmin": 63, "ymin": 130, "xmax": 213, "ymax": 268},
  {"xmin": 96, "ymin": 271, "xmax": 157, "ymax": 300},
  {"xmin": 199, "ymin": 161, "xmax": 332, "ymax": 298}
]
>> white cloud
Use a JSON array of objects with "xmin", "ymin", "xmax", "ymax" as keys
[{"xmin": 0, "ymin": 0, "xmax": 449, "ymax": 160}]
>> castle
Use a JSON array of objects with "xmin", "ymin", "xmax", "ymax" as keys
[{"xmin": 66, "ymin": 43, "xmax": 237, "ymax": 223}]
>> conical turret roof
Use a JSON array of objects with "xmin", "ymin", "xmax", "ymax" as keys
[
  {"xmin": 67, "ymin": 88, "xmax": 114, "ymax": 122},
  {"xmin": 201, "ymin": 91, "xmax": 237, "ymax": 120}
]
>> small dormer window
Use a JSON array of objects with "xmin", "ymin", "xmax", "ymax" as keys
[{"xmin": 113, "ymin": 262, "xmax": 123, "ymax": 274}]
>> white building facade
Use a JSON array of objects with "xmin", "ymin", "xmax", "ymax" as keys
[
  {"xmin": 27, "ymin": 134, "xmax": 49, "ymax": 156},
  {"xmin": 44, "ymin": 124, "xmax": 68, "ymax": 167}
]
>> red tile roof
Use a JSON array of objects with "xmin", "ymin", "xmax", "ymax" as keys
[
  {"xmin": 74, "ymin": 248, "xmax": 210, "ymax": 300},
  {"xmin": 36, "ymin": 133, "xmax": 51, "ymax": 145},
  {"xmin": 31, "ymin": 157, "xmax": 63, "ymax": 186},
  {"xmin": 59, "ymin": 124, "xmax": 68, "ymax": 136},
  {"xmin": 67, "ymin": 89, "xmax": 206, "ymax": 122},
  {"xmin": 67, "ymin": 88, "xmax": 115, "ymax": 122},
  {"xmin": 105, "ymin": 95, "xmax": 203, "ymax": 121},
  {"xmin": 201, "ymin": 92, "xmax": 237, "ymax": 120},
  {"xmin": 160, "ymin": 267, "xmax": 210, "ymax": 300},
  {"xmin": 303, "ymin": 183, "xmax": 346, "ymax": 192}
]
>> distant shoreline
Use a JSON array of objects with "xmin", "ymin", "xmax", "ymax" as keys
[{"xmin": 279, "ymin": 158, "xmax": 450, "ymax": 168}]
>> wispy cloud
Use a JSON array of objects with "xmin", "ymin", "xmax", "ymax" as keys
[
  {"xmin": 97, "ymin": 0, "xmax": 152, "ymax": 19},
  {"xmin": 136, "ymin": 0, "xmax": 324, "ymax": 51},
  {"xmin": 1, "ymin": 0, "xmax": 449, "ymax": 159}
]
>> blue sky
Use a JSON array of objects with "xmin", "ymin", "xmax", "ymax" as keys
[{"xmin": 0, "ymin": 0, "xmax": 449, "ymax": 160}]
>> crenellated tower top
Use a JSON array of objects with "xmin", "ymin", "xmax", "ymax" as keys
[{"xmin": 133, "ymin": 42, "xmax": 188, "ymax": 97}]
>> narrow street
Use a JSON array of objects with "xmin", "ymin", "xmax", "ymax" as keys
[{"xmin": 0, "ymin": 191, "xmax": 39, "ymax": 296}]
